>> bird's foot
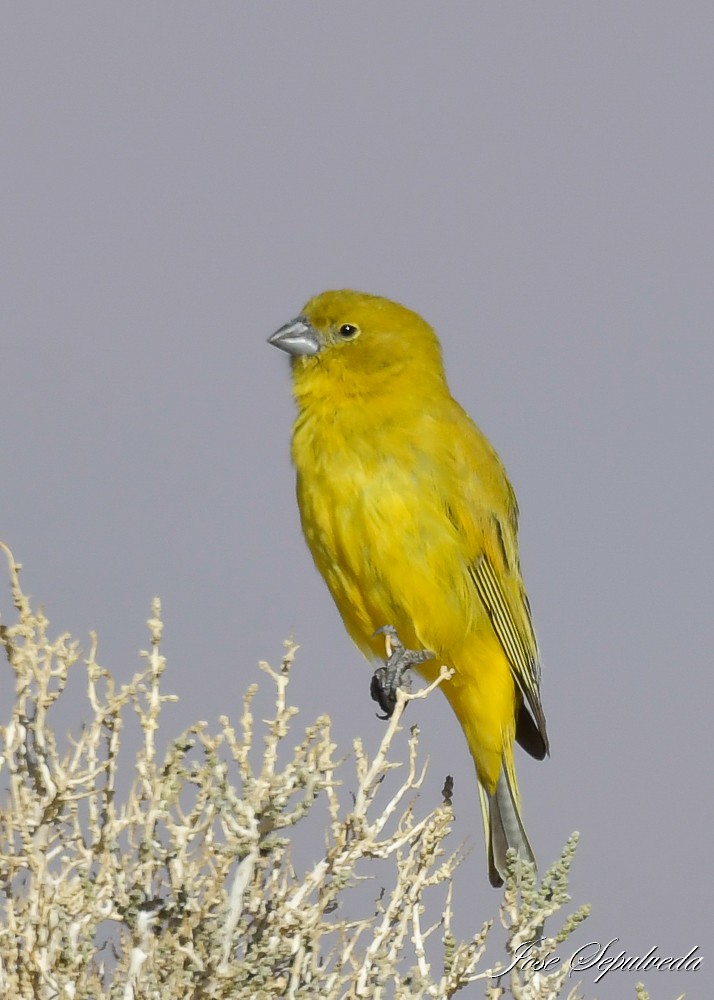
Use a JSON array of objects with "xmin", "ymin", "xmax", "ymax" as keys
[{"xmin": 370, "ymin": 625, "xmax": 435, "ymax": 719}]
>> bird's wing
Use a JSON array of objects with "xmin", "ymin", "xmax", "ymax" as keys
[
  {"xmin": 468, "ymin": 552, "xmax": 548, "ymax": 752},
  {"xmin": 444, "ymin": 401, "xmax": 549, "ymax": 753}
]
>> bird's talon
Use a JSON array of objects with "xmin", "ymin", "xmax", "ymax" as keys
[
  {"xmin": 373, "ymin": 623, "xmax": 402, "ymax": 659},
  {"xmin": 370, "ymin": 627, "xmax": 434, "ymax": 720},
  {"xmin": 370, "ymin": 669, "xmax": 396, "ymax": 719}
]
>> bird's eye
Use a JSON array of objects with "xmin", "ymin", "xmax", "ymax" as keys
[{"xmin": 338, "ymin": 323, "xmax": 360, "ymax": 340}]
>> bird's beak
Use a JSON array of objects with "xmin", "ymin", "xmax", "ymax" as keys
[{"xmin": 268, "ymin": 317, "xmax": 321, "ymax": 357}]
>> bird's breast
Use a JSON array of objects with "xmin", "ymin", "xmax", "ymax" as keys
[{"xmin": 292, "ymin": 412, "xmax": 479, "ymax": 658}]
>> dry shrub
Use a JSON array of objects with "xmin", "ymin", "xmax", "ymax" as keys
[{"xmin": 0, "ymin": 544, "xmax": 676, "ymax": 1000}]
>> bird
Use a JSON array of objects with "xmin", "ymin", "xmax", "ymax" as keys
[{"xmin": 268, "ymin": 289, "xmax": 548, "ymax": 887}]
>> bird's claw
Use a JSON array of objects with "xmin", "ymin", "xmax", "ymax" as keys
[{"xmin": 370, "ymin": 625, "xmax": 435, "ymax": 719}]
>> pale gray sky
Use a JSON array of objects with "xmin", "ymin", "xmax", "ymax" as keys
[{"xmin": 2, "ymin": 4, "xmax": 712, "ymax": 997}]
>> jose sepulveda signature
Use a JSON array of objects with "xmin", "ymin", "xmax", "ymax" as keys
[{"xmin": 500, "ymin": 938, "xmax": 702, "ymax": 984}]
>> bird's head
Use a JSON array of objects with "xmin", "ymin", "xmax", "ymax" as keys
[{"xmin": 268, "ymin": 289, "xmax": 448, "ymax": 404}]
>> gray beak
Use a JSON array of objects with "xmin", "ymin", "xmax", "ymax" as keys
[{"xmin": 268, "ymin": 317, "xmax": 321, "ymax": 357}]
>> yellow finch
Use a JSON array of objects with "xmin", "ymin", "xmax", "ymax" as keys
[{"xmin": 269, "ymin": 290, "xmax": 548, "ymax": 886}]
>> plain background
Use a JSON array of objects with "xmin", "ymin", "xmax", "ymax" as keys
[{"xmin": 2, "ymin": 4, "xmax": 712, "ymax": 997}]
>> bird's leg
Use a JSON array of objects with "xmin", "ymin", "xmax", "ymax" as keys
[{"xmin": 370, "ymin": 625, "xmax": 435, "ymax": 720}]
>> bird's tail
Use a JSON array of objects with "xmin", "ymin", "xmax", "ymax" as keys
[{"xmin": 478, "ymin": 754, "xmax": 536, "ymax": 888}]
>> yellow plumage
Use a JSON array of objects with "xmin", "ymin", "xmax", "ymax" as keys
[{"xmin": 269, "ymin": 290, "xmax": 548, "ymax": 886}]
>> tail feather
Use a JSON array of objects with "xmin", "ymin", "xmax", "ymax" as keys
[{"xmin": 479, "ymin": 759, "xmax": 536, "ymax": 888}]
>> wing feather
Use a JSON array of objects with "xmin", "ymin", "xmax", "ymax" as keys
[{"xmin": 469, "ymin": 554, "xmax": 549, "ymax": 755}]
